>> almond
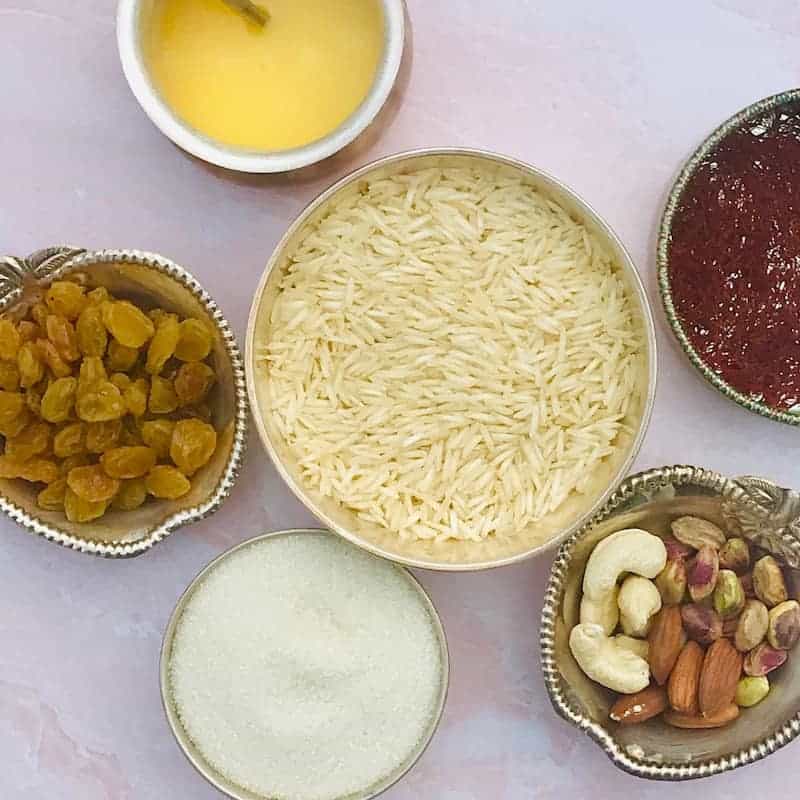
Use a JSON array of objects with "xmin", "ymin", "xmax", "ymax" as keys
[
  {"xmin": 609, "ymin": 685, "xmax": 667, "ymax": 725},
  {"xmin": 667, "ymin": 641, "xmax": 704, "ymax": 714},
  {"xmin": 648, "ymin": 606, "xmax": 683, "ymax": 685},
  {"xmin": 664, "ymin": 703, "xmax": 739, "ymax": 729},
  {"xmin": 698, "ymin": 638, "xmax": 742, "ymax": 716}
]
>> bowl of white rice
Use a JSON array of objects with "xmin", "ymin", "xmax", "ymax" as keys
[{"xmin": 246, "ymin": 149, "xmax": 657, "ymax": 570}]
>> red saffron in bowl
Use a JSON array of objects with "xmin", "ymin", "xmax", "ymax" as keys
[{"xmin": 668, "ymin": 103, "xmax": 800, "ymax": 411}]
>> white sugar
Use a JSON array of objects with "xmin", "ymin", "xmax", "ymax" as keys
[{"xmin": 169, "ymin": 533, "xmax": 443, "ymax": 800}]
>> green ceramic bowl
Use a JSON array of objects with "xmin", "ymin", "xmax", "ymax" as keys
[{"xmin": 657, "ymin": 88, "xmax": 800, "ymax": 426}]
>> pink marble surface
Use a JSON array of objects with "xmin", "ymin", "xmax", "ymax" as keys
[{"xmin": 2, "ymin": 1, "xmax": 800, "ymax": 797}]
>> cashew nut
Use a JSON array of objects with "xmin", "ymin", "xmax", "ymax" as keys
[
  {"xmin": 569, "ymin": 623, "xmax": 650, "ymax": 694},
  {"xmin": 613, "ymin": 634, "xmax": 649, "ymax": 661},
  {"xmin": 580, "ymin": 585, "xmax": 619, "ymax": 635},
  {"xmin": 582, "ymin": 528, "xmax": 667, "ymax": 600},
  {"xmin": 618, "ymin": 576, "xmax": 662, "ymax": 637}
]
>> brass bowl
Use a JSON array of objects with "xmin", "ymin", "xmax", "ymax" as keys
[
  {"xmin": 246, "ymin": 148, "xmax": 657, "ymax": 571},
  {"xmin": 160, "ymin": 528, "xmax": 450, "ymax": 800},
  {"xmin": 541, "ymin": 464, "xmax": 800, "ymax": 780},
  {"xmin": 657, "ymin": 88, "xmax": 800, "ymax": 426},
  {"xmin": 0, "ymin": 247, "xmax": 247, "ymax": 557}
]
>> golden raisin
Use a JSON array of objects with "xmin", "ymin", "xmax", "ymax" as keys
[
  {"xmin": 111, "ymin": 478, "xmax": 147, "ymax": 511},
  {"xmin": 110, "ymin": 373, "xmax": 131, "ymax": 391},
  {"xmin": 64, "ymin": 487, "xmax": 108, "ymax": 522},
  {"xmin": 31, "ymin": 302, "xmax": 49, "ymax": 329},
  {"xmin": 45, "ymin": 281, "xmax": 86, "ymax": 320},
  {"xmin": 41, "ymin": 377, "xmax": 77, "ymax": 423},
  {"xmin": 0, "ymin": 390, "xmax": 26, "ymax": 426},
  {"xmin": 24, "ymin": 384, "xmax": 43, "ymax": 416},
  {"xmin": 0, "ymin": 361, "xmax": 20, "ymax": 391},
  {"xmin": 78, "ymin": 356, "xmax": 108, "ymax": 391},
  {"xmin": 67, "ymin": 464, "xmax": 120, "ymax": 503},
  {"xmin": 86, "ymin": 419, "xmax": 123, "ymax": 452},
  {"xmin": 101, "ymin": 301, "xmax": 155, "ymax": 348},
  {"xmin": 5, "ymin": 421, "xmax": 51, "ymax": 462},
  {"xmin": 146, "ymin": 314, "xmax": 180, "ymax": 375},
  {"xmin": 0, "ymin": 319, "xmax": 21, "ymax": 361},
  {"xmin": 17, "ymin": 321, "xmax": 39, "ymax": 342},
  {"xmin": 101, "ymin": 446, "xmax": 157, "ymax": 479},
  {"xmin": 123, "ymin": 378, "xmax": 149, "ymax": 417},
  {"xmin": 149, "ymin": 376, "xmax": 179, "ymax": 414},
  {"xmin": 76, "ymin": 380, "xmax": 125, "ymax": 422},
  {"xmin": 53, "ymin": 422, "xmax": 85, "ymax": 458},
  {"xmin": 17, "ymin": 341, "xmax": 45, "ymax": 388},
  {"xmin": 140, "ymin": 419, "xmax": 175, "ymax": 459},
  {"xmin": 106, "ymin": 340, "xmax": 139, "ymax": 372},
  {"xmin": 60, "ymin": 453, "xmax": 90, "ymax": 475},
  {"xmin": 86, "ymin": 286, "xmax": 110, "ymax": 305},
  {"xmin": 175, "ymin": 319, "xmax": 213, "ymax": 362},
  {"xmin": 37, "ymin": 477, "xmax": 67, "ymax": 511},
  {"xmin": 14, "ymin": 458, "xmax": 59, "ymax": 484},
  {"xmin": 146, "ymin": 465, "xmax": 190, "ymax": 499},
  {"xmin": 37, "ymin": 339, "xmax": 72, "ymax": 378},
  {"xmin": 174, "ymin": 362, "xmax": 215, "ymax": 406},
  {"xmin": 148, "ymin": 309, "xmax": 177, "ymax": 327},
  {"xmin": 170, "ymin": 419, "xmax": 217, "ymax": 474},
  {"xmin": 0, "ymin": 406, "xmax": 30, "ymax": 438},
  {"xmin": 75, "ymin": 304, "xmax": 108, "ymax": 357},
  {"xmin": 46, "ymin": 315, "xmax": 80, "ymax": 362}
]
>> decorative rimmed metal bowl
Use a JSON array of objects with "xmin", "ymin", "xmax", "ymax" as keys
[
  {"xmin": 116, "ymin": 0, "xmax": 406, "ymax": 173},
  {"xmin": 246, "ymin": 147, "xmax": 657, "ymax": 571},
  {"xmin": 160, "ymin": 528, "xmax": 450, "ymax": 800},
  {"xmin": 657, "ymin": 89, "xmax": 800, "ymax": 426},
  {"xmin": 0, "ymin": 247, "xmax": 247, "ymax": 557},
  {"xmin": 541, "ymin": 464, "xmax": 800, "ymax": 780}
]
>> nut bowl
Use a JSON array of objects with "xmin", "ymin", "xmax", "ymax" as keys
[
  {"xmin": 540, "ymin": 464, "xmax": 800, "ymax": 780},
  {"xmin": 0, "ymin": 247, "xmax": 247, "ymax": 557},
  {"xmin": 246, "ymin": 148, "xmax": 657, "ymax": 571}
]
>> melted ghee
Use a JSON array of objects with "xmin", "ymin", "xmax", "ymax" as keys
[{"xmin": 142, "ymin": 0, "xmax": 384, "ymax": 151}]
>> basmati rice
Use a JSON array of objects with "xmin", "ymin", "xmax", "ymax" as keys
[{"xmin": 260, "ymin": 166, "xmax": 645, "ymax": 543}]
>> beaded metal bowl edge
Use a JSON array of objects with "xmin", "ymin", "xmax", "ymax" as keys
[
  {"xmin": 0, "ymin": 247, "xmax": 248, "ymax": 558},
  {"xmin": 540, "ymin": 464, "xmax": 800, "ymax": 780},
  {"xmin": 656, "ymin": 88, "xmax": 800, "ymax": 426}
]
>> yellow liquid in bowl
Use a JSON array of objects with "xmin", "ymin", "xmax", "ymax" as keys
[{"xmin": 142, "ymin": 0, "xmax": 384, "ymax": 152}]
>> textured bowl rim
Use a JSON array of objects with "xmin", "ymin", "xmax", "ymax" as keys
[
  {"xmin": 115, "ymin": 0, "xmax": 406, "ymax": 174},
  {"xmin": 159, "ymin": 528, "xmax": 450, "ymax": 800},
  {"xmin": 245, "ymin": 146, "xmax": 658, "ymax": 571},
  {"xmin": 540, "ymin": 464, "xmax": 800, "ymax": 781},
  {"xmin": 0, "ymin": 248, "xmax": 248, "ymax": 558},
  {"xmin": 657, "ymin": 88, "xmax": 800, "ymax": 426}
]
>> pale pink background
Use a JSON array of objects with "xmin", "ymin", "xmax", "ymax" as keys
[{"xmin": 2, "ymin": 1, "xmax": 800, "ymax": 797}]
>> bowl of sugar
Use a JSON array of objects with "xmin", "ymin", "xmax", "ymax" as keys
[{"xmin": 160, "ymin": 529, "xmax": 449, "ymax": 800}]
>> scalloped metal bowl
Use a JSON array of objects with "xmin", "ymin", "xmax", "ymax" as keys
[
  {"xmin": 246, "ymin": 148, "xmax": 657, "ymax": 571},
  {"xmin": 657, "ymin": 89, "xmax": 800, "ymax": 426},
  {"xmin": 0, "ymin": 247, "xmax": 247, "ymax": 557},
  {"xmin": 541, "ymin": 464, "xmax": 800, "ymax": 780}
]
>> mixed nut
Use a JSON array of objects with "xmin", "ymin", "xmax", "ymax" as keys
[
  {"xmin": 0, "ymin": 279, "xmax": 221, "ymax": 522},
  {"xmin": 569, "ymin": 517, "xmax": 797, "ymax": 729}
]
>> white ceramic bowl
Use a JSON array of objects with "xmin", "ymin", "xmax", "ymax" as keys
[{"xmin": 116, "ymin": 0, "xmax": 405, "ymax": 173}]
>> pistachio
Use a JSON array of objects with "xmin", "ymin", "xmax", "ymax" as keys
[
  {"xmin": 743, "ymin": 642, "xmax": 788, "ymax": 677},
  {"xmin": 655, "ymin": 558, "xmax": 687, "ymax": 606},
  {"xmin": 681, "ymin": 603, "xmax": 722, "ymax": 646},
  {"xmin": 735, "ymin": 675, "xmax": 770, "ymax": 707},
  {"xmin": 688, "ymin": 545, "xmax": 719, "ymax": 602},
  {"xmin": 663, "ymin": 536, "xmax": 694, "ymax": 562},
  {"xmin": 719, "ymin": 537, "xmax": 750, "ymax": 574},
  {"xmin": 713, "ymin": 570, "xmax": 745, "ymax": 620},
  {"xmin": 734, "ymin": 600, "xmax": 769, "ymax": 652},
  {"xmin": 752, "ymin": 555, "xmax": 788, "ymax": 608},
  {"xmin": 671, "ymin": 516, "xmax": 727, "ymax": 550},
  {"xmin": 767, "ymin": 600, "xmax": 800, "ymax": 650}
]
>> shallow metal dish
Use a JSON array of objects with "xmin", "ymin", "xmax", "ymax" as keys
[
  {"xmin": 160, "ymin": 528, "xmax": 450, "ymax": 800},
  {"xmin": 657, "ymin": 89, "xmax": 800, "ymax": 426},
  {"xmin": 0, "ymin": 247, "xmax": 247, "ymax": 557},
  {"xmin": 246, "ymin": 148, "xmax": 657, "ymax": 571},
  {"xmin": 541, "ymin": 464, "xmax": 800, "ymax": 780}
]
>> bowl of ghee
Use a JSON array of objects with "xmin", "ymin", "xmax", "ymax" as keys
[{"xmin": 117, "ymin": 0, "xmax": 405, "ymax": 173}]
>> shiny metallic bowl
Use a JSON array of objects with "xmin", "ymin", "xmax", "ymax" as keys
[
  {"xmin": 0, "ymin": 247, "xmax": 247, "ymax": 557},
  {"xmin": 246, "ymin": 148, "xmax": 657, "ymax": 571},
  {"xmin": 541, "ymin": 464, "xmax": 800, "ymax": 780},
  {"xmin": 160, "ymin": 528, "xmax": 450, "ymax": 800},
  {"xmin": 657, "ymin": 89, "xmax": 800, "ymax": 426}
]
